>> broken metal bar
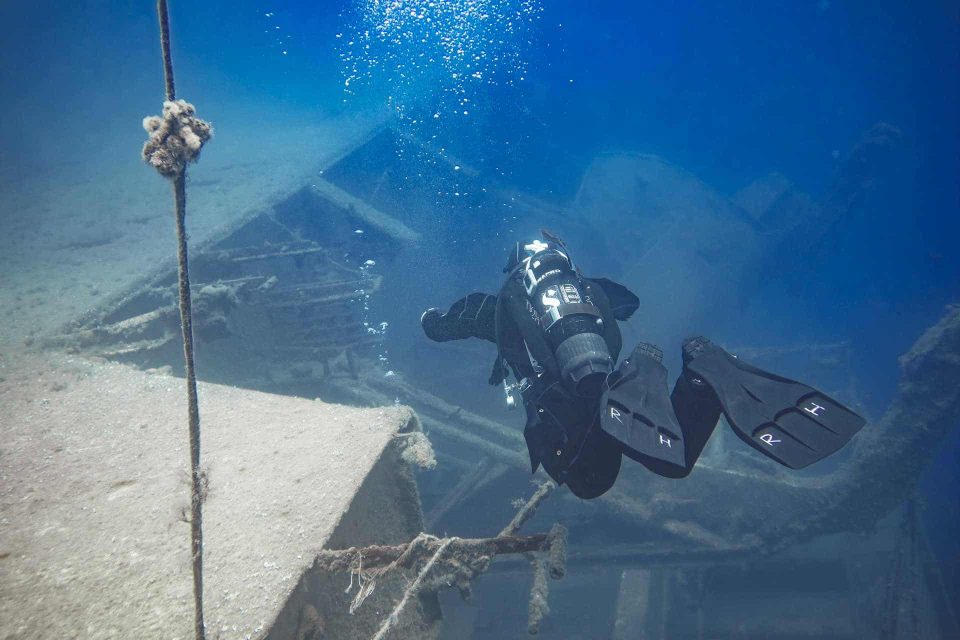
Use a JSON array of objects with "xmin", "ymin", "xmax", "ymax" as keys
[
  {"xmin": 100, "ymin": 335, "xmax": 175, "ymax": 357},
  {"xmin": 314, "ymin": 533, "xmax": 553, "ymax": 574},
  {"xmin": 364, "ymin": 373, "xmax": 525, "ymax": 450},
  {"xmin": 267, "ymin": 293, "xmax": 365, "ymax": 308},
  {"xmin": 230, "ymin": 246, "xmax": 329, "ymax": 263}
]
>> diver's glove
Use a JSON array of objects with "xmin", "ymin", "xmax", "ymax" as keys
[
  {"xmin": 420, "ymin": 293, "xmax": 497, "ymax": 343},
  {"xmin": 420, "ymin": 308, "xmax": 447, "ymax": 342}
]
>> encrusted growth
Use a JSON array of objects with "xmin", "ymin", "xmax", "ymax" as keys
[{"xmin": 142, "ymin": 99, "xmax": 213, "ymax": 178}]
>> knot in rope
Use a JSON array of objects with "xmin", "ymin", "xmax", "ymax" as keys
[{"xmin": 142, "ymin": 99, "xmax": 212, "ymax": 178}]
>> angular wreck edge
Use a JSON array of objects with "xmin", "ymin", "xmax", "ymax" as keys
[{"xmin": 0, "ymin": 350, "xmax": 435, "ymax": 640}]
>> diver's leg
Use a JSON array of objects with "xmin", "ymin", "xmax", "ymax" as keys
[
  {"xmin": 421, "ymin": 292, "xmax": 497, "ymax": 343},
  {"xmin": 660, "ymin": 336, "xmax": 723, "ymax": 475},
  {"xmin": 600, "ymin": 342, "xmax": 692, "ymax": 478},
  {"xmin": 670, "ymin": 369, "xmax": 723, "ymax": 474}
]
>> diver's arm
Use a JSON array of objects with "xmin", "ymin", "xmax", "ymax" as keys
[
  {"xmin": 421, "ymin": 292, "xmax": 497, "ymax": 343},
  {"xmin": 587, "ymin": 277, "xmax": 639, "ymax": 321}
]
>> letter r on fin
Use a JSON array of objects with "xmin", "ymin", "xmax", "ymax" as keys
[
  {"xmin": 760, "ymin": 433, "xmax": 781, "ymax": 446},
  {"xmin": 610, "ymin": 407, "xmax": 623, "ymax": 424}
]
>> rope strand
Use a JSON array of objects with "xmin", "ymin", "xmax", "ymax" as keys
[
  {"xmin": 157, "ymin": 0, "xmax": 176, "ymax": 101},
  {"xmin": 370, "ymin": 537, "xmax": 458, "ymax": 640},
  {"xmin": 154, "ymin": 2, "xmax": 204, "ymax": 638}
]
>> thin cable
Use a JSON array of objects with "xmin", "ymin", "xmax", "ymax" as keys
[
  {"xmin": 157, "ymin": 0, "xmax": 176, "ymax": 101},
  {"xmin": 155, "ymin": 2, "xmax": 204, "ymax": 638}
]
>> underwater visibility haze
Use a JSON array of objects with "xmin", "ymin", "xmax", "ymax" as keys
[{"xmin": 0, "ymin": 0, "xmax": 959, "ymax": 638}]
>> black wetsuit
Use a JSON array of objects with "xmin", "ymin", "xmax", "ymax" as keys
[
  {"xmin": 422, "ymin": 240, "xmax": 865, "ymax": 499},
  {"xmin": 422, "ymin": 266, "xmax": 721, "ymax": 498}
]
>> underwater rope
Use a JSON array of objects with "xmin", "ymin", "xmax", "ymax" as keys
[
  {"xmin": 370, "ymin": 536, "xmax": 459, "ymax": 640},
  {"xmin": 143, "ymin": 2, "xmax": 211, "ymax": 638},
  {"xmin": 336, "ymin": 480, "xmax": 565, "ymax": 638}
]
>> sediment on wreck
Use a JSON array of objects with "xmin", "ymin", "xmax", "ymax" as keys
[{"xmin": 0, "ymin": 351, "xmax": 440, "ymax": 640}]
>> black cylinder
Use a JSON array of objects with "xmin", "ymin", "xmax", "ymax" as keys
[{"xmin": 555, "ymin": 332, "xmax": 613, "ymax": 397}]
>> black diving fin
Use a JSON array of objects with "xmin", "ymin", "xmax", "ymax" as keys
[
  {"xmin": 682, "ymin": 337, "xmax": 866, "ymax": 469},
  {"xmin": 600, "ymin": 343, "xmax": 687, "ymax": 471}
]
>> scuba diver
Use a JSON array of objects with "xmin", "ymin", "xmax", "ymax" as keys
[{"xmin": 420, "ymin": 231, "xmax": 865, "ymax": 499}]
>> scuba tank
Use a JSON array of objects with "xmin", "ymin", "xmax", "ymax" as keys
[{"xmin": 509, "ymin": 238, "xmax": 614, "ymax": 398}]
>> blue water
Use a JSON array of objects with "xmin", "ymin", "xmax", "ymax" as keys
[{"xmin": 2, "ymin": 0, "xmax": 958, "ymax": 638}]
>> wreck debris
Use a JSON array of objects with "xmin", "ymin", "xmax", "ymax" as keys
[
  {"xmin": 45, "ymin": 186, "xmax": 409, "ymax": 387},
  {"xmin": 328, "ymin": 371, "xmax": 529, "ymax": 469},
  {"xmin": 813, "ymin": 304, "xmax": 960, "ymax": 538},
  {"xmin": 547, "ymin": 522, "xmax": 567, "ymax": 580},
  {"xmin": 315, "ymin": 532, "xmax": 558, "ymax": 574},
  {"xmin": 333, "ymin": 372, "xmax": 528, "ymax": 467},
  {"xmin": 527, "ymin": 556, "xmax": 550, "ymax": 635},
  {"xmin": 818, "ymin": 123, "xmax": 903, "ymax": 238},
  {"xmin": 500, "ymin": 480, "xmax": 555, "ymax": 536},
  {"xmin": 572, "ymin": 123, "xmax": 904, "ymax": 350},
  {"xmin": 370, "ymin": 535, "xmax": 457, "ymax": 640},
  {"xmin": 368, "ymin": 373, "xmax": 525, "ymax": 448},
  {"xmin": 315, "ymin": 481, "xmax": 567, "ymax": 638},
  {"xmin": 395, "ymin": 431, "xmax": 438, "ymax": 470},
  {"xmin": 529, "ymin": 522, "xmax": 568, "ymax": 634}
]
